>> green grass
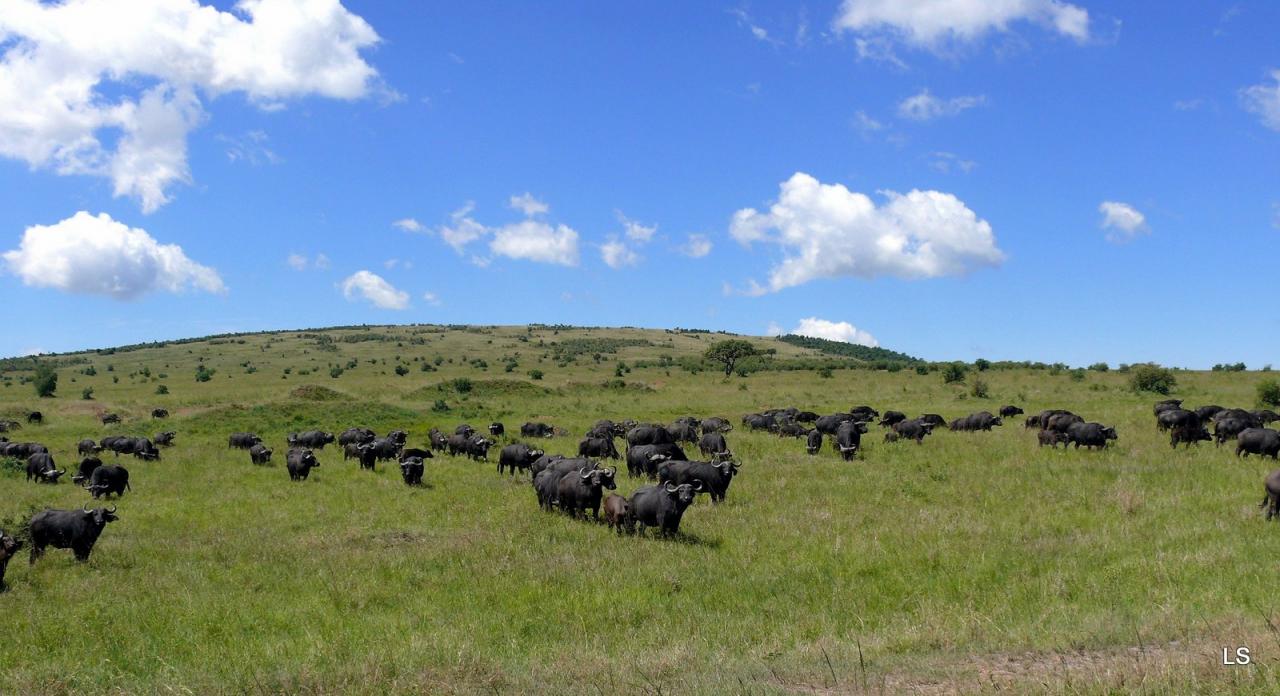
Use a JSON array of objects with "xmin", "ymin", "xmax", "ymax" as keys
[{"xmin": 2, "ymin": 325, "xmax": 1279, "ymax": 693}]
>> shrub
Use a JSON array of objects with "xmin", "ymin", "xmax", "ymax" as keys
[
  {"xmin": 431, "ymin": 399, "xmax": 450, "ymax": 412},
  {"xmin": 970, "ymin": 378, "xmax": 989, "ymax": 398},
  {"xmin": 33, "ymin": 362, "xmax": 57, "ymax": 397},
  {"xmin": 915, "ymin": 364, "xmax": 931, "ymax": 375},
  {"xmin": 1070, "ymin": 368, "xmax": 1086, "ymax": 382},
  {"xmin": 974, "ymin": 358, "xmax": 991, "ymax": 371},
  {"xmin": 1258, "ymin": 379, "xmax": 1280, "ymax": 408},
  {"xmin": 528, "ymin": 369, "xmax": 544, "ymax": 381},
  {"xmin": 155, "ymin": 384, "xmax": 169, "ymax": 395},
  {"xmin": 329, "ymin": 367, "xmax": 344, "ymax": 379},
  {"xmin": 395, "ymin": 365, "xmax": 410, "ymax": 377},
  {"xmin": 942, "ymin": 362, "xmax": 967, "ymax": 384},
  {"xmin": 81, "ymin": 387, "xmax": 94, "ymax": 400},
  {"xmin": 1128, "ymin": 364, "xmax": 1176, "ymax": 395},
  {"xmin": 451, "ymin": 378, "xmax": 473, "ymax": 393},
  {"xmin": 818, "ymin": 367, "xmax": 833, "ymax": 379},
  {"xmin": 195, "ymin": 365, "xmax": 215, "ymax": 383},
  {"xmin": 81, "ymin": 366, "xmax": 97, "ymax": 376},
  {"xmin": 1088, "ymin": 362, "xmax": 1110, "ymax": 372}
]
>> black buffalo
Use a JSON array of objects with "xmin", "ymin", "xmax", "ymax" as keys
[
  {"xmin": 627, "ymin": 483, "xmax": 701, "ymax": 537},
  {"xmin": 1037, "ymin": 430, "xmax": 1069, "ymax": 448},
  {"xmin": 228, "ymin": 432, "xmax": 262, "ymax": 449},
  {"xmin": 338, "ymin": 427, "xmax": 376, "ymax": 446},
  {"xmin": 1215, "ymin": 418, "xmax": 1253, "ymax": 446},
  {"xmin": 1042, "ymin": 413, "xmax": 1082, "ymax": 434},
  {"xmin": 814, "ymin": 413, "xmax": 856, "ymax": 435},
  {"xmin": 701, "ymin": 417, "xmax": 732, "ymax": 434},
  {"xmin": 521, "ymin": 422, "xmax": 555, "ymax": 438},
  {"xmin": 1170, "ymin": 425, "xmax": 1211, "ymax": 449},
  {"xmin": 87, "ymin": 465, "xmax": 130, "ymax": 498},
  {"xmin": 667, "ymin": 422, "xmax": 699, "ymax": 444},
  {"xmin": 1153, "ymin": 399, "xmax": 1183, "ymax": 416},
  {"xmin": 77, "ymin": 439, "xmax": 101, "ymax": 456},
  {"xmin": 250, "ymin": 444, "xmax": 273, "ymax": 465},
  {"xmin": 399, "ymin": 457, "xmax": 425, "ymax": 486},
  {"xmin": 625, "ymin": 443, "xmax": 687, "ymax": 479},
  {"xmin": 578, "ymin": 436, "xmax": 620, "ymax": 460},
  {"xmin": 488, "ymin": 422, "xmax": 505, "ymax": 438},
  {"xmin": 1065, "ymin": 422, "xmax": 1118, "ymax": 450},
  {"xmin": 878, "ymin": 411, "xmax": 907, "ymax": 428},
  {"xmin": 626, "ymin": 425, "xmax": 674, "ymax": 447},
  {"xmin": 999, "ymin": 405, "xmax": 1024, "ymax": 418},
  {"xmin": 29, "ymin": 505, "xmax": 118, "ymax": 563},
  {"xmin": 1237, "ymin": 429, "xmax": 1280, "ymax": 459},
  {"xmin": 0, "ymin": 530, "xmax": 21, "ymax": 588},
  {"xmin": 427, "ymin": 428, "xmax": 449, "ymax": 452},
  {"xmin": 73, "ymin": 457, "xmax": 103, "ymax": 485},
  {"xmin": 154, "ymin": 431, "xmax": 176, "ymax": 447},
  {"xmin": 100, "ymin": 413, "xmax": 120, "ymax": 425},
  {"xmin": 950, "ymin": 412, "xmax": 1003, "ymax": 432},
  {"xmin": 1156, "ymin": 409, "xmax": 1199, "ymax": 433},
  {"xmin": 464, "ymin": 436, "xmax": 495, "ymax": 461},
  {"xmin": 286, "ymin": 448, "xmax": 320, "ymax": 480},
  {"xmin": 805, "ymin": 429, "xmax": 822, "ymax": 455},
  {"xmin": 1260, "ymin": 469, "xmax": 1280, "ymax": 521},
  {"xmin": 658, "ymin": 460, "xmax": 739, "ymax": 503},
  {"xmin": 498, "ymin": 443, "xmax": 544, "ymax": 476},
  {"xmin": 891, "ymin": 419, "xmax": 932, "ymax": 444},
  {"xmin": 151, "ymin": 408, "xmax": 169, "ymax": 419},
  {"xmin": 26, "ymin": 453, "xmax": 65, "ymax": 483},
  {"xmin": 454, "ymin": 424, "xmax": 476, "ymax": 438},
  {"xmin": 555, "ymin": 466, "xmax": 618, "ymax": 520},
  {"xmin": 289, "ymin": 431, "xmax": 335, "ymax": 450},
  {"xmin": 835, "ymin": 421, "xmax": 866, "ymax": 460},
  {"xmin": 27, "ymin": 411, "xmax": 43, "ymax": 424},
  {"xmin": 741, "ymin": 414, "xmax": 777, "ymax": 432},
  {"xmin": 1194, "ymin": 405, "xmax": 1226, "ymax": 422},
  {"xmin": 697, "ymin": 432, "xmax": 731, "ymax": 459}
]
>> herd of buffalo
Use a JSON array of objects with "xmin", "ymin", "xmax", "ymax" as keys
[{"xmin": 3, "ymin": 395, "xmax": 1280, "ymax": 590}]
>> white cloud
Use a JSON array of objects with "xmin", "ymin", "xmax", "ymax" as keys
[
  {"xmin": 438, "ymin": 202, "xmax": 489, "ymax": 252},
  {"xmin": 1241, "ymin": 70, "xmax": 1280, "ymax": 131},
  {"xmin": 790, "ymin": 317, "xmax": 879, "ymax": 347},
  {"xmin": 929, "ymin": 151, "xmax": 977, "ymax": 174},
  {"xmin": 834, "ymin": 0, "xmax": 1090, "ymax": 50},
  {"xmin": 730, "ymin": 172, "xmax": 1004, "ymax": 292},
  {"xmin": 422, "ymin": 291, "xmax": 441, "ymax": 306},
  {"xmin": 393, "ymin": 218, "xmax": 425, "ymax": 233},
  {"xmin": 219, "ymin": 130, "xmax": 280, "ymax": 166},
  {"xmin": 898, "ymin": 89, "xmax": 985, "ymax": 121},
  {"xmin": 286, "ymin": 252, "xmax": 328, "ymax": 271},
  {"xmin": 340, "ymin": 270, "xmax": 408, "ymax": 310},
  {"xmin": 509, "ymin": 193, "xmax": 549, "ymax": 216},
  {"xmin": 0, "ymin": 0, "xmax": 383, "ymax": 212},
  {"xmin": 853, "ymin": 110, "xmax": 886, "ymax": 136},
  {"xmin": 2, "ymin": 211, "xmax": 224, "ymax": 299},
  {"xmin": 680, "ymin": 233, "xmax": 713, "ymax": 258},
  {"xmin": 617, "ymin": 211, "xmax": 657, "ymax": 242},
  {"xmin": 384, "ymin": 258, "xmax": 412, "ymax": 270},
  {"xmin": 600, "ymin": 239, "xmax": 640, "ymax": 269},
  {"xmin": 1173, "ymin": 98, "xmax": 1203, "ymax": 112},
  {"xmin": 730, "ymin": 7, "xmax": 782, "ymax": 46},
  {"xmin": 314, "ymin": 253, "xmax": 330, "ymax": 270},
  {"xmin": 286, "ymin": 253, "xmax": 308, "ymax": 271},
  {"xmin": 765, "ymin": 321, "xmax": 783, "ymax": 337},
  {"xmin": 1098, "ymin": 201, "xmax": 1148, "ymax": 242},
  {"xmin": 490, "ymin": 220, "xmax": 579, "ymax": 266}
]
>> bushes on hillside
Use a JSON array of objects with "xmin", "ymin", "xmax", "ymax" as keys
[
  {"xmin": 1258, "ymin": 379, "xmax": 1280, "ymax": 408},
  {"xmin": 33, "ymin": 362, "xmax": 57, "ymax": 397},
  {"xmin": 942, "ymin": 362, "xmax": 967, "ymax": 384},
  {"xmin": 1128, "ymin": 364, "xmax": 1176, "ymax": 395}
]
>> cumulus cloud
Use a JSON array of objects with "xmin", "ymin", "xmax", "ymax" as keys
[
  {"xmin": 340, "ymin": 270, "xmax": 408, "ymax": 310},
  {"xmin": 680, "ymin": 233, "xmax": 713, "ymax": 258},
  {"xmin": 509, "ymin": 193, "xmax": 549, "ymax": 216},
  {"xmin": 491, "ymin": 221, "xmax": 579, "ymax": 266},
  {"xmin": 2, "ymin": 211, "xmax": 224, "ymax": 299},
  {"xmin": 392, "ymin": 217, "xmax": 425, "ymax": 233},
  {"xmin": 834, "ymin": 0, "xmax": 1090, "ymax": 50},
  {"xmin": 0, "ymin": 0, "xmax": 383, "ymax": 212},
  {"xmin": 1241, "ymin": 70, "xmax": 1280, "ymax": 131},
  {"xmin": 730, "ymin": 172, "xmax": 1004, "ymax": 292},
  {"xmin": 286, "ymin": 253, "xmax": 307, "ymax": 271},
  {"xmin": 600, "ymin": 239, "xmax": 640, "ymax": 269},
  {"xmin": 790, "ymin": 317, "xmax": 879, "ymax": 347},
  {"xmin": 286, "ymin": 252, "xmax": 329, "ymax": 271},
  {"xmin": 929, "ymin": 151, "xmax": 977, "ymax": 174},
  {"xmin": 898, "ymin": 89, "xmax": 985, "ymax": 121},
  {"xmin": 617, "ymin": 211, "xmax": 657, "ymax": 242},
  {"xmin": 1098, "ymin": 201, "xmax": 1148, "ymax": 242},
  {"xmin": 852, "ymin": 110, "xmax": 886, "ymax": 136},
  {"xmin": 422, "ymin": 291, "xmax": 441, "ymax": 306}
]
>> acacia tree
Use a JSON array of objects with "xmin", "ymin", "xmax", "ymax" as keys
[{"xmin": 704, "ymin": 340, "xmax": 758, "ymax": 377}]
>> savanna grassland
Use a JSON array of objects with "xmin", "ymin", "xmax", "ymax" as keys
[{"xmin": 1, "ymin": 324, "xmax": 1278, "ymax": 694}]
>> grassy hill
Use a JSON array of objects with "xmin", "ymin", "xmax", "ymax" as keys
[{"xmin": 1, "ymin": 324, "xmax": 1277, "ymax": 693}]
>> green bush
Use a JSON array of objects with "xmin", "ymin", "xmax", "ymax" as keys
[
  {"xmin": 1087, "ymin": 362, "xmax": 1109, "ymax": 372},
  {"xmin": 32, "ymin": 362, "xmax": 58, "ymax": 397},
  {"xmin": 970, "ymin": 378, "xmax": 989, "ymax": 398},
  {"xmin": 430, "ymin": 399, "xmax": 450, "ymax": 412},
  {"xmin": 974, "ymin": 358, "xmax": 991, "ymax": 371},
  {"xmin": 195, "ymin": 365, "xmax": 215, "ymax": 382},
  {"xmin": 81, "ymin": 387, "xmax": 94, "ymax": 400},
  {"xmin": 1258, "ymin": 379, "xmax": 1280, "ymax": 408},
  {"xmin": 915, "ymin": 364, "xmax": 931, "ymax": 375},
  {"xmin": 394, "ymin": 365, "xmax": 409, "ymax": 377},
  {"xmin": 942, "ymin": 362, "xmax": 967, "ymax": 384},
  {"xmin": 818, "ymin": 367, "xmax": 833, "ymax": 379},
  {"xmin": 155, "ymin": 384, "xmax": 169, "ymax": 395},
  {"xmin": 451, "ymin": 378, "xmax": 473, "ymax": 393},
  {"xmin": 1128, "ymin": 364, "xmax": 1176, "ymax": 395},
  {"xmin": 528, "ymin": 369, "xmax": 544, "ymax": 381},
  {"xmin": 329, "ymin": 367, "xmax": 344, "ymax": 379}
]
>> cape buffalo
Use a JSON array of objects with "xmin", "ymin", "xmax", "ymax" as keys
[
  {"xmin": 555, "ymin": 467, "xmax": 617, "ymax": 520},
  {"xmin": 399, "ymin": 456, "xmax": 425, "ymax": 486},
  {"xmin": 603, "ymin": 494, "xmax": 630, "ymax": 534},
  {"xmin": 26, "ymin": 453, "xmax": 65, "ymax": 483},
  {"xmin": 658, "ymin": 460, "xmax": 739, "ymax": 503},
  {"xmin": 878, "ymin": 411, "xmax": 907, "ymax": 428},
  {"xmin": 697, "ymin": 432, "xmax": 730, "ymax": 459},
  {"xmin": 521, "ymin": 422, "xmax": 555, "ymax": 438},
  {"xmin": 1237, "ymin": 429, "xmax": 1280, "ymax": 460},
  {"xmin": 1037, "ymin": 430, "xmax": 1069, "ymax": 448},
  {"xmin": 1261, "ymin": 469, "xmax": 1280, "ymax": 520},
  {"xmin": 578, "ymin": 436, "xmax": 620, "ymax": 460},
  {"xmin": 250, "ymin": 444, "xmax": 273, "ymax": 465},
  {"xmin": 627, "ymin": 483, "xmax": 702, "ymax": 537},
  {"xmin": 77, "ymin": 439, "xmax": 100, "ymax": 456},
  {"xmin": 151, "ymin": 408, "xmax": 169, "ymax": 419},
  {"xmin": 891, "ymin": 419, "xmax": 932, "ymax": 444},
  {"xmin": 228, "ymin": 433, "xmax": 262, "ymax": 449},
  {"xmin": 87, "ymin": 465, "xmax": 130, "ymax": 498},
  {"xmin": 286, "ymin": 448, "xmax": 320, "ymax": 481},
  {"xmin": 814, "ymin": 413, "xmax": 855, "ymax": 436},
  {"xmin": 29, "ymin": 505, "xmax": 118, "ymax": 563},
  {"xmin": 626, "ymin": 425, "xmax": 674, "ymax": 447},
  {"xmin": 0, "ymin": 530, "xmax": 21, "ymax": 588},
  {"xmin": 1215, "ymin": 418, "xmax": 1253, "ymax": 446},
  {"xmin": 100, "ymin": 413, "xmax": 120, "ymax": 425},
  {"xmin": 999, "ymin": 405, "xmax": 1024, "ymax": 418},
  {"xmin": 339, "ymin": 427, "xmax": 376, "ymax": 446},
  {"xmin": 625, "ymin": 443, "xmax": 687, "ymax": 479},
  {"xmin": 836, "ymin": 421, "xmax": 866, "ymax": 461},
  {"xmin": 1065, "ymin": 422, "xmax": 1118, "ymax": 450},
  {"xmin": 498, "ymin": 443, "xmax": 544, "ymax": 476},
  {"xmin": 1156, "ymin": 409, "xmax": 1198, "ymax": 433},
  {"xmin": 27, "ymin": 411, "xmax": 42, "ymax": 424},
  {"xmin": 1171, "ymin": 425, "xmax": 1211, "ymax": 448},
  {"xmin": 701, "ymin": 417, "xmax": 732, "ymax": 434},
  {"xmin": 154, "ymin": 431, "xmax": 176, "ymax": 447},
  {"xmin": 806, "ymin": 429, "xmax": 822, "ymax": 455},
  {"xmin": 488, "ymin": 422, "xmax": 505, "ymax": 438},
  {"xmin": 73, "ymin": 457, "xmax": 103, "ymax": 485},
  {"xmin": 289, "ymin": 431, "xmax": 335, "ymax": 450}
]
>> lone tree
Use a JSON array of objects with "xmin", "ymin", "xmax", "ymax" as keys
[
  {"xmin": 33, "ymin": 362, "xmax": 58, "ymax": 397},
  {"xmin": 704, "ymin": 339, "xmax": 758, "ymax": 377}
]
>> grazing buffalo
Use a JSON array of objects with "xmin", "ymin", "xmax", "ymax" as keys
[
  {"xmin": 1156, "ymin": 409, "xmax": 1199, "ymax": 433},
  {"xmin": 289, "ymin": 431, "xmax": 335, "ymax": 450},
  {"xmin": 528, "ymin": 453, "xmax": 567, "ymax": 478},
  {"xmin": 697, "ymin": 432, "xmax": 730, "ymax": 459},
  {"xmin": 286, "ymin": 448, "xmax": 320, "ymax": 481},
  {"xmin": 1153, "ymin": 399, "xmax": 1183, "ymax": 416},
  {"xmin": 999, "ymin": 405, "xmax": 1024, "ymax": 418},
  {"xmin": 741, "ymin": 413, "xmax": 777, "ymax": 432},
  {"xmin": 0, "ymin": 530, "xmax": 21, "ymax": 588},
  {"xmin": 1215, "ymin": 418, "xmax": 1253, "ymax": 446},
  {"xmin": 668, "ymin": 422, "xmax": 699, "ymax": 444},
  {"xmin": 154, "ymin": 431, "xmax": 176, "ymax": 447},
  {"xmin": 386, "ymin": 430, "xmax": 409, "ymax": 446},
  {"xmin": 454, "ymin": 424, "xmax": 476, "ymax": 438},
  {"xmin": 1194, "ymin": 405, "xmax": 1226, "ymax": 422},
  {"xmin": 105, "ymin": 437, "xmax": 160, "ymax": 461},
  {"xmin": 0, "ymin": 419, "xmax": 19, "ymax": 433},
  {"xmin": 794, "ymin": 411, "xmax": 818, "ymax": 423},
  {"xmin": 835, "ymin": 421, "xmax": 866, "ymax": 461},
  {"xmin": 29, "ymin": 505, "xmax": 118, "ymax": 563},
  {"xmin": 701, "ymin": 417, "xmax": 732, "ymax": 434},
  {"xmin": 814, "ymin": 413, "xmax": 855, "ymax": 436},
  {"xmin": 2, "ymin": 442, "xmax": 47, "ymax": 459},
  {"xmin": 891, "ymin": 419, "xmax": 932, "ymax": 444},
  {"xmin": 1254, "ymin": 410, "xmax": 1280, "ymax": 425},
  {"xmin": 88, "ymin": 465, "xmax": 130, "ymax": 498},
  {"xmin": 428, "ymin": 428, "xmax": 449, "ymax": 452},
  {"xmin": 400, "ymin": 448, "xmax": 433, "ymax": 461},
  {"xmin": 1042, "ymin": 413, "xmax": 1082, "ymax": 434},
  {"xmin": 627, "ymin": 483, "xmax": 702, "ymax": 537},
  {"xmin": 77, "ymin": 439, "xmax": 101, "ymax": 456},
  {"xmin": 26, "ymin": 453, "xmax": 65, "ymax": 483},
  {"xmin": 625, "ymin": 443, "xmax": 687, "ymax": 479},
  {"xmin": 73, "ymin": 457, "xmax": 103, "ymax": 485},
  {"xmin": 1065, "ymin": 422, "xmax": 1118, "ymax": 450},
  {"xmin": 918, "ymin": 414, "xmax": 947, "ymax": 429},
  {"xmin": 951, "ymin": 412, "xmax": 1003, "ymax": 432},
  {"xmin": 1036, "ymin": 410, "xmax": 1073, "ymax": 430},
  {"xmin": 250, "ymin": 444, "xmax": 273, "ymax": 465},
  {"xmin": 151, "ymin": 409, "xmax": 169, "ymax": 419},
  {"xmin": 446, "ymin": 434, "xmax": 471, "ymax": 457},
  {"xmin": 228, "ymin": 433, "xmax": 262, "ymax": 449},
  {"xmin": 1024, "ymin": 415, "xmax": 1042, "ymax": 429},
  {"xmin": 1237, "ymin": 429, "xmax": 1280, "ymax": 460},
  {"xmin": 806, "ymin": 429, "xmax": 822, "ymax": 455},
  {"xmin": 878, "ymin": 411, "xmax": 907, "ymax": 428},
  {"xmin": 1037, "ymin": 430, "xmax": 1069, "ymax": 448},
  {"xmin": 659, "ymin": 460, "xmax": 739, "ymax": 503},
  {"xmin": 464, "ymin": 436, "xmax": 495, "ymax": 461},
  {"xmin": 498, "ymin": 444, "xmax": 544, "ymax": 476},
  {"xmin": 555, "ymin": 467, "xmax": 618, "ymax": 520},
  {"xmin": 1170, "ymin": 425, "xmax": 1211, "ymax": 449},
  {"xmin": 399, "ymin": 457, "xmax": 425, "ymax": 486},
  {"xmin": 342, "ymin": 443, "xmax": 362, "ymax": 461},
  {"xmin": 521, "ymin": 422, "xmax": 555, "ymax": 438},
  {"xmin": 364, "ymin": 437, "xmax": 403, "ymax": 462},
  {"xmin": 488, "ymin": 422, "xmax": 505, "ymax": 438},
  {"xmin": 100, "ymin": 413, "xmax": 120, "ymax": 425},
  {"xmin": 27, "ymin": 411, "xmax": 43, "ymax": 424},
  {"xmin": 338, "ymin": 427, "xmax": 376, "ymax": 446},
  {"xmin": 603, "ymin": 494, "xmax": 630, "ymax": 534},
  {"xmin": 776, "ymin": 421, "xmax": 808, "ymax": 438},
  {"xmin": 1261, "ymin": 469, "xmax": 1280, "ymax": 520},
  {"xmin": 626, "ymin": 425, "xmax": 674, "ymax": 447},
  {"xmin": 578, "ymin": 436, "xmax": 620, "ymax": 460},
  {"xmin": 850, "ymin": 406, "xmax": 879, "ymax": 421}
]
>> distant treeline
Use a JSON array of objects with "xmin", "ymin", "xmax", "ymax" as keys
[{"xmin": 775, "ymin": 334, "xmax": 921, "ymax": 363}]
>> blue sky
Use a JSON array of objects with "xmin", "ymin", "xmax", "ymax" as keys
[{"xmin": 0, "ymin": 0, "xmax": 1277, "ymax": 368}]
